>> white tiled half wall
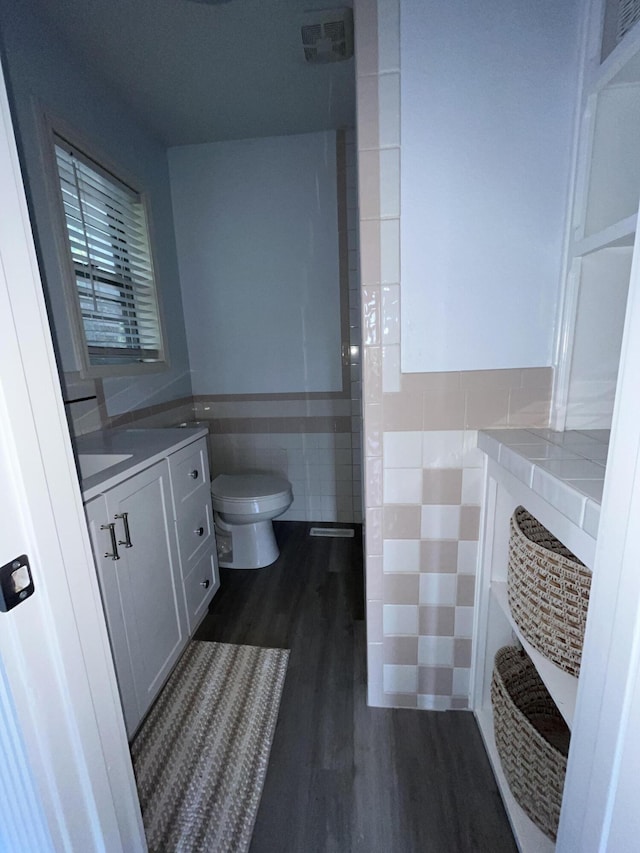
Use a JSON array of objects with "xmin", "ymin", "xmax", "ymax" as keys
[{"xmin": 355, "ymin": 0, "xmax": 554, "ymax": 709}]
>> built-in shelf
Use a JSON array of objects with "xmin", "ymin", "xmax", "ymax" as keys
[
  {"xmin": 474, "ymin": 431, "xmax": 592, "ymax": 851},
  {"xmin": 478, "ymin": 429, "xmax": 605, "ymax": 550},
  {"xmin": 492, "ymin": 582, "xmax": 578, "ymax": 729},
  {"xmin": 574, "ymin": 213, "xmax": 636, "ymax": 256},
  {"xmin": 476, "ymin": 708, "xmax": 555, "ymax": 853},
  {"xmin": 589, "ymin": 20, "xmax": 640, "ymax": 93}
]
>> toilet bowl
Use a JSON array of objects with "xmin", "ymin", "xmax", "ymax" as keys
[{"xmin": 211, "ymin": 473, "xmax": 293, "ymax": 569}]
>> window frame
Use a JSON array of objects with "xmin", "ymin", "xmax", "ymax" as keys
[{"xmin": 37, "ymin": 110, "xmax": 169, "ymax": 379}]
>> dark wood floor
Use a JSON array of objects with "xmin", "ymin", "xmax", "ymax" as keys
[{"xmin": 195, "ymin": 521, "xmax": 517, "ymax": 853}]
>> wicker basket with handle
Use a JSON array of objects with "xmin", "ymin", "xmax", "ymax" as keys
[
  {"xmin": 508, "ymin": 506, "xmax": 591, "ymax": 677},
  {"xmin": 491, "ymin": 645, "xmax": 570, "ymax": 840}
]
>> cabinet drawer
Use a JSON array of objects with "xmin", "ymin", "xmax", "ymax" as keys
[
  {"xmin": 175, "ymin": 484, "xmax": 213, "ymax": 571},
  {"xmin": 183, "ymin": 548, "xmax": 219, "ymax": 633},
  {"xmin": 169, "ymin": 437, "xmax": 210, "ymax": 508}
]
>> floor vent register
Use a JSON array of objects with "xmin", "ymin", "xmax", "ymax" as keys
[{"xmin": 309, "ymin": 527, "xmax": 355, "ymax": 538}]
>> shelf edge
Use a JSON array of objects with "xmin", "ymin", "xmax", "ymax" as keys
[{"xmin": 573, "ymin": 213, "xmax": 637, "ymax": 257}]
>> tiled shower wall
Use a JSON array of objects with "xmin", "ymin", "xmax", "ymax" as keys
[
  {"xmin": 355, "ymin": 0, "xmax": 554, "ymax": 708},
  {"xmin": 64, "ymin": 130, "xmax": 363, "ymax": 525}
]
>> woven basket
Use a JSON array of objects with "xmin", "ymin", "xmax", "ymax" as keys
[
  {"xmin": 508, "ymin": 506, "xmax": 591, "ymax": 677},
  {"xmin": 491, "ymin": 646, "xmax": 570, "ymax": 840}
]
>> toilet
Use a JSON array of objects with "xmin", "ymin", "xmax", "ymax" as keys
[{"xmin": 211, "ymin": 473, "xmax": 293, "ymax": 569}]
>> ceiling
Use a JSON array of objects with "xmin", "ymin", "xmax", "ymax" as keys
[{"xmin": 30, "ymin": 0, "xmax": 355, "ymax": 147}]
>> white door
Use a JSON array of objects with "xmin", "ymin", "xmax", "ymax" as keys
[{"xmin": 0, "ymin": 57, "xmax": 145, "ymax": 852}]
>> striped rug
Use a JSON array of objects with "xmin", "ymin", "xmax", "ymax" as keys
[{"xmin": 131, "ymin": 641, "xmax": 289, "ymax": 853}]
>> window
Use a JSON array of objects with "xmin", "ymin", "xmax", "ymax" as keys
[{"xmin": 53, "ymin": 134, "xmax": 165, "ymax": 371}]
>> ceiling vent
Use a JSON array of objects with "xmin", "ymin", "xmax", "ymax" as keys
[{"xmin": 301, "ymin": 8, "xmax": 354, "ymax": 64}]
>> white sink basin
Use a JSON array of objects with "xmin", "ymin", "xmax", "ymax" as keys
[{"xmin": 77, "ymin": 452, "xmax": 132, "ymax": 480}]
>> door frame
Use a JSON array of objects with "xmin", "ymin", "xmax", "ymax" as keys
[{"xmin": 0, "ymin": 60, "xmax": 145, "ymax": 851}]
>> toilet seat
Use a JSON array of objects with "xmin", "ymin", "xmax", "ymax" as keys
[{"xmin": 211, "ymin": 473, "xmax": 292, "ymax": 515}]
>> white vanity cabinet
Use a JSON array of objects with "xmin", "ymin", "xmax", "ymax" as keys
[
  {"xmin": 85, "ymin": 460, "xmax": 186, "ymax": 736},
  {"xmin": 81, "ymin": 431, "xmax": 219, "ymax": 737},
  {"xmin": 168, "ymin": 438, "xmax": 220, "ymax": 632}
]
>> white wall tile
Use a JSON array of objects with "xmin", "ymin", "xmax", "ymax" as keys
[
  {"xmin": 380, "ymin": 218, "xmax": 400, "ymax": 283},
  {"xmin": 454, "ymin": 606, "xmax": 475, "ymax": 638},
  {"xmin": 422, "ymin": 430, "xmax": 465, "ymax": 468},
  {"xmin": 383, "ymin": 468, "xmax": 422, "ymax": 503},
  {"xmin": 532, "ymin": 467, "xmax": 586, "ymax": 526},
  {"xmin": 453, "ymin": 667, "xmax": 471, "ymax": 696},
  {"xmin": 383, "ymin": 431, "xmax": 422, "ymax": 467},
  {"xmin": 377, "ymin": 3, "xmax": 400, "ymax": 73},
  {"xmin": 382, "ymin": 284, "xmax": 400, "ymax": 345},
  {"xmin": 383, "ymin": 538, "xmax": 421, "ymax": 573},
  {"xmin": 382, "ymin": 344, "xmax": 401, "ymax": 392},
  {"xmin": 383, "ymin": 604, "xmax": 418, "ymax": 635},
  {"xmin": 378, "ymin": 72, "xmax": 401, "ymax": 146},
  {"xmin": 419, "ymin": 573, "xmax": 457, "ymax": 606},
  {"xmin": 457, "ymin": 545, "xmax": 477, "ymax": 579},
  {"xmin": 420, "ymin": 505, "xmax": 461, "ymax": 539},
  {"xmin": 379, "ymin": 148, "xmax": 400, "ymax": 218},
  {"xmin": 383, "ymin": 664, "xmax": 418, "ymax": 693},
  {"xmin": 418, "ymin": 636, "xmax": 455, "ymax": 666},
  {"xmin": 417, "ymin": 695, "xmax": 451, "ymax": 711},
  {"xmin": 461, "ymin": 468, "xmax": 483, "ymax": 505},
  {"xmin": 583, "ymin": 499, "xmax": 601, "ymax": 539}
]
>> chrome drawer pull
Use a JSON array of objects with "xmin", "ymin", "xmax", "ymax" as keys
[
  {"xmin": 189, "ymin": 469, "xmax": 199, "ymax": 480},
  {"xmin": 115, "ymin": 512, "xmax": 133, "ymax": 548},
  {"xmin": 101, "ymin": 523, "xmax": 120, "ymax": 561},
  {"xmin": 195, "ymin": 526, "xmax": 204, "ymax": 537},
  {"xmin": 200, "ymin": 579, "xmax": 210, "ymax": 589}
]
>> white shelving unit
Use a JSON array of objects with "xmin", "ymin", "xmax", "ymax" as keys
[
  {"xmin": 553, "ymin": 1, "xmax": 640, "ymax": 432},
  {"xmin": 472, "ymin": 456, "xmax": 594, "ymax": 853},
  {"xmin": 472, "ymin": 6, "xmax": 640, "ymax": 849}
]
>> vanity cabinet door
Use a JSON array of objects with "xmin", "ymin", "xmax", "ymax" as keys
[
  {"xmin": 86, "ymin": 460, "xmax": 188, "ymax": 737},
  {"xmin": 85, "ymin": 493, "xmax": 139, "ymax": 735}
]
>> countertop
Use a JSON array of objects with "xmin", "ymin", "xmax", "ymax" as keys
[
  {"xmin": 478, "ymin": 428, "xmax": 609, "ymax": 539},
  {"xmin": 76, "ymin": 427, "xmax": 208, "ymax": 501}
]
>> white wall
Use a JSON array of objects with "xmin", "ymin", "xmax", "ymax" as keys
[
  {"xmin": 168, "ymin": 131, "xmax": 343, "ymax": 395},
  {"xmin": 400, "ymin": 0, "xmax": 582, "ymax": 373}
]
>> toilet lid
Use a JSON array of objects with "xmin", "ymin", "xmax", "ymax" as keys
[{"xmin": 211, "ymin": 473, "xmax": 291, "ymax": 502}]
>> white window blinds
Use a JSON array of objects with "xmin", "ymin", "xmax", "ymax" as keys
[{"xmin": 54, "ymin": 136, "xmax": 163, "ymax": 366}]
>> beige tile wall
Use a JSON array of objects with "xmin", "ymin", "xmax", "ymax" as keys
[{"xmin": 354, "ymin": 0, "xmax": 554, "ymax": 708}]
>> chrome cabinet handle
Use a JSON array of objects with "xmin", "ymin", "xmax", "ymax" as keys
[
  {"xmin": 200, "ymin": 579, "xmax": 210, "ymax": 589},
  {"xmin": 101, "ymin": 523, "xmax": 120, "ymax": 560},
  {"xmin": 115, "ymin": 512, "xmax": 133, "ymax": 548},
  {"xmin": 189, "ymin": 469, "xmax": 199, "ymax": 480},
  {"xmin": 195, "ymin": 526, "xmax": 204, "ymax": 537}
]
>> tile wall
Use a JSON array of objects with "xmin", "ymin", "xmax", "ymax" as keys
[{"xmin": 354, "ymin": 0, "xmax": 554, "ymax": 708}]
